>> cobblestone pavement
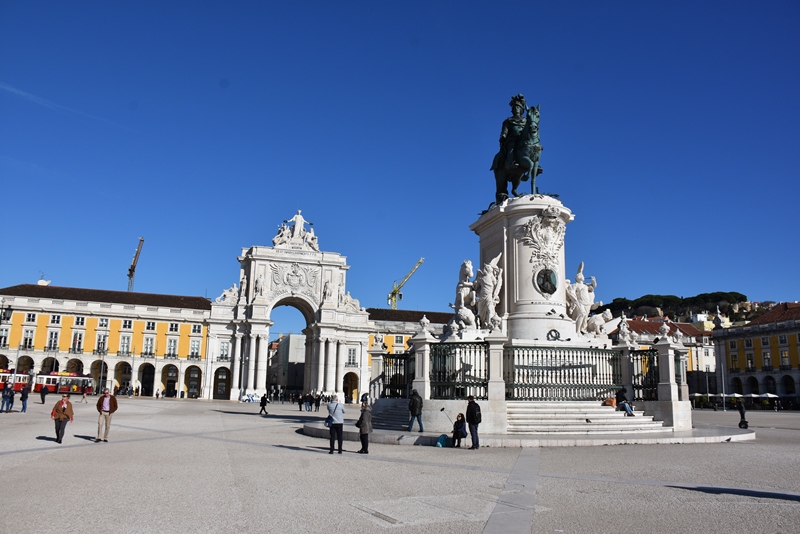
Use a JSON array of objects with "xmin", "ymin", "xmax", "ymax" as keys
[{"xmin": 1, "ymin": 399, "xmax": 798, "ymax": 533}]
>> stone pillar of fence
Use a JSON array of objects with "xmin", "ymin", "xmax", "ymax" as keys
[
  {"xmin": 641, "ymin": 337, "xmax": 692, "ymax": 430},
  {"xmin": 368, "ymin": 349, "xmax": 384, "ymax": 402},
  {"xmin": 617, "ymin": 343, "xmax": 634, "ymax": 394},
  {"xmin": 484, "ymin": 331, "xmax": 508, "ymax": 434},
  {"xmin": 410, "ymin": 329, "xmax": 434, "ymax": 400}
]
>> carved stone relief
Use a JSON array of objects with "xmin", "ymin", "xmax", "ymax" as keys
[{"xmin": 517, "ymin": 205, "xmax": 566, "ymax": 299}]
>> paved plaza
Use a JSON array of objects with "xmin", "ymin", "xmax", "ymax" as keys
[{"xmin": 1, "ymin": 398, "xmax": 799, "ymax": 533}]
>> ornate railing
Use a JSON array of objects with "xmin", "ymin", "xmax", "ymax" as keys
[
  {"xmin": 631, "ymin": 348, "xmax": 659, "ymax": 401},
  {"xmin": 504, "ymin": 346, "xmax": 622, "ymax": 401},
  {"xmin": 430, "ymin": 342, "xmax": 488, "ymax": 400},
  {"xmin": 379, "ymin": 352, "xmax": 414, "ymax": 399}
]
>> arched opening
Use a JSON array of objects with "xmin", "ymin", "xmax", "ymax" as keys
[
  {"xmin": 66, "ymin": 358, "xmax": 84, "ymax": 374},
  {"xmin": 269, "ymin": 301, "xmax": 313, "ymax": 401},
  {"xmin": 781, "ymin": 375, "xmax": 796, "ymax": 396},
  {"xmin": 745, "ymin": 376, "xmax": 759, "ymax": 395},
  {"xmin": 162, "ymin": 365, "xmax": 179, "ymax": 398},
  {"xmin": 343, "ymin": 372, "xmax": 359, "ymax": 404},
  {"xmin": 185, "ymin": 365, "xmax": 202, "ymax": 398},
  {"xmin": 140, "ymin": 364, "xmax": 155, "ymax": 396},
  {"xmin": 0, "ymin": 355, "xmax": 8, "ymax": 368},
  {"xmin": 115, "ymin": 362, "xmax": 132, "ymax": 394},
  {"xmin": 91, "ymin": 360, "xmax": 109, "ymax": 393},
  {"xmin": 16, "ymin": 356, "xmax": 34, "ymax": 374},
  {"xmin": 764, "ymin": 375, "xmax": 777, "ymax": 395},
  {"xmin": 731, "ymin": 377, "xmax": 743, "ymax": 395},
  {"xmin": 214, "ymin": 367, "xmax": 230, "ymax": 399},
  {"xmin": 41, "ymin": 357, "xmax": 59, "ymax": 374}
]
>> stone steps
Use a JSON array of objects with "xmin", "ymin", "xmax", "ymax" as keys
[
  {"xmin": 506, "ymin": 401, "xmax": 666, "ymax": 435},
  {"xmin": 370, "ymin": 398, "xmax": 409, "ymax": 430}
]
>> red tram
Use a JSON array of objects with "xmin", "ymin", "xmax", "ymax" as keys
[{"xmin": 33, "ymin": 373, "xmax": 95, "ymax": 395}]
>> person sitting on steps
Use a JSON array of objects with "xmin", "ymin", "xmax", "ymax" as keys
[{"xmin": 615, "ymin": 387, "xmax": 635, "ymax": 416}]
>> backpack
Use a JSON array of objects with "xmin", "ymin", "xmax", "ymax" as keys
[{"xmin": 436, "ymin": 434, "xmax": 449, "ymax": 447}]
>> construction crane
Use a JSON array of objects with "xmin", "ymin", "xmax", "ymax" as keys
[
  {"xmin": 127, "ymin": 237, "xmax": 144, "ymax": 292},
  {"xmin": 387, "ymin": 258, "xmax": 424, "ymax": 310}
]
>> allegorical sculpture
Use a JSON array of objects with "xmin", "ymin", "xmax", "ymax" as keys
[
  {"xmin": 474, "ymin": 253, "xmax": 503, "ymax": 330},
  {"xmin": 272, "ymin": 210, "xmax": 319, "ymax": 251},
  {"xmin": 491, "ymin": 94, "xmax": 543, "ymax": 204},
  {"xmin": 565, "ymin": 262, "xmax": 602, "ymax": 335},
  {"xmin": 450, "ymin": 260, "xmax": 477, "ymax": 331}
]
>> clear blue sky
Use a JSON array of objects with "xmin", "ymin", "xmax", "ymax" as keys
[{"xmin": 2, "ymin": 1, "xmax": 798, "ymax": 334}]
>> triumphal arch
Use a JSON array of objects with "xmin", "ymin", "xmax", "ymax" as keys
[{"xmin": 207, "ymin": 211, "xmax": 372, "ymax": 401}]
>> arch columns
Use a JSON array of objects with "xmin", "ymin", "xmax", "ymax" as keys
[
  {"xmin": 230, "ymin": 333, "xmax": 243, "ymax": 400},
  {"xmin": 246, "ymin": 333, "xmax": 257, "ymax": 394},
  {"xmin": 255, "ymin": 333, "xmax": 268, "ymax": 394}
]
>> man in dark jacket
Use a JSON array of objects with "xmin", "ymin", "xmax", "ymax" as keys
[
  {"xmin": 95, "ymin": 389, "xmax": 118, "ymax": 442},
  {"xmin": 40, "ymin": 385, "xmax": 49, "ymax": 404},
  {"xmin": 466, "ymin": 395, "xmax": 482, "ymax": 450},
  {"xmin": 408, "ymin": 389, "xmax": 423, "ymax": 432},
  {"xmin": 259, "ymin": 394, "xmax": 269, "ymax": 415}
]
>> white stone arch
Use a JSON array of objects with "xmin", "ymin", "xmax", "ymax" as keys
[{"xmin": 208, "ymin": 212, "xmax": 375, "ymax": 400}]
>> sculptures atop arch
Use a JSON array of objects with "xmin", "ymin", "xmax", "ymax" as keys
[{"xmin": 272, "ymin": 210, "xmax": 319, "ymax": 251}]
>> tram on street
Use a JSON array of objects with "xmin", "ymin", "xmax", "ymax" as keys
[
  {"xmin": 32, "ymin": 373, "xmax": 95, "ymax": 395},
  {"xmin": 0, "ymin": 370, "xmax": 31, "ymax": 391}
]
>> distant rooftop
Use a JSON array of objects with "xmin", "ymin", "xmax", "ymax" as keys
[{"xmin": 0, "ymin": 284, "xmax": 211, "ymax": 310}]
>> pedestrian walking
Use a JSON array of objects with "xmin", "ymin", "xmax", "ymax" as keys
[
  {"xmin": 51, "ymin": 394, "xmax": 74, "ymax": 444},
  {"xmin": 356, "ymin": 401, "xmax": 373, "ymax": 454},
  {"xmin": 408, "ymin": 389, "xmax": 423, "ymax": 432},
  {"xmin": 314, "ymin": 394, "xmax": 321, "ymax": 412},
  {"xmin": 298, "ymin": 393, "xmax": 304, "ymax": 412},
  {"xmin": 80, "ymin": 384, "xmax": 88, "ymax": 403},
  {"xmin": 466, "ymin": 395, "xmax": 481, "ymax": 450},
  {"xmin": 327, "ymin": 395, "xmax": 346, "ymax": 454},
  {"xmin": 95, "ymin": 389, "xmax": 118, "ymax": 442},
  {"xmin": 20, "ymin": 385, "xmax": 29, "ymax": 413},
  {"xmin": 259, "ymin": 394, "xmax": 269, "ymax": 415},
  {"xmin": 40, "ymin": 385, "xmax": 49, "ymax": 404}
]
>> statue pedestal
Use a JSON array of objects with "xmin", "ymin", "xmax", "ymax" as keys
[{"xmin": 470, "ymin": 195, "xmax": 580, "ymax": 343}]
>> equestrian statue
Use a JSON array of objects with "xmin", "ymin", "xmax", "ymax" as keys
[{"xmin": 490, "ymin": 94, "xmax": 543, "ymax": 204}]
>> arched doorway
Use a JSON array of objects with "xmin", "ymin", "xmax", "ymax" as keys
[
  {"xmin": 91, "ymin": 360, "xmax": 109, "ymax": 392},
  {"xmin": 66, "ymin": 358, "xmax": 84, "ymax": 374},
  {"xmin": 41, "ymin": 357, "xmax": 59, "ymax": 374},
  {"xmin": 185, "ymin": 365, "xmax": 202, "ymax": 398},
  {"xmin": 781, "ymin": 375, "xmax": 796, "ymax": 396},
  {"xmin": 17, "ymin": 356, "xmax": 34, "ymax": 374},
  {"xmin": 0, "ymin": 355, "xmax": 8, "ymax": 368},
  {"xmin": 214, "ymin": 367, "xmax": 230, "ymax": 399},
  {"xmin": 764, "ymin": 375, "xmax": 777, "ymax": 395},
  {"xmin": 116, "ymin": 362, "xmax": 132, "ymax": 393},
  {"xmin": 343, "ymin": 372, "xmax": 358, "ymax": 404},
  {"xmin": 162, "ymin": 365, "xmax": 179, "ymax": 398},
  {"xmin": 731, "ymin": 377, "xmax": 743, "ymax": 395},
  {"xmin": 140, "ymin": 363, "xmax": 155, "ymax": 396},
  {"xmin": 746, "ymin": 376, "xmax": 759, "ymax": 395}
]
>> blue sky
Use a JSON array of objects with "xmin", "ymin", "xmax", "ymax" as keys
[{"xmin": 2, "ymin": 1, "xmax": 798, "ymax": 335}]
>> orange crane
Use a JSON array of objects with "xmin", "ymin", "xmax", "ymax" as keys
[
  {"xmin": 387, "ymin": 258, "xmax": 424, "ymax": 310},
  {"xmin": 127, "ymin": 237, "xmax": 144, "ymax": 292}
]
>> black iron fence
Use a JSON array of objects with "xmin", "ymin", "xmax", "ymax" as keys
[
  {"xmin": 377, "ymin": 352, "xmax": 414, "ymax": 399},
  {"xmin": 430, "ymin": 342, "xmax": 488, "ymax": 400},
  {"xmin": 631, "ymin": 348, "xmax": 659, "ymax": 401},
  {"xmin": 503, "ymin": 346, "xmax": 622, "ymax": 401}
]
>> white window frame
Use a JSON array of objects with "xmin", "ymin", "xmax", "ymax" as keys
[
  {"xmin": 50, "ymin": 315, "xmax": 61, "ymax": 325},
  {"xmin": 22, "ymin": 329, "xmax": 34, "ymax": 348},
  {"xmin": 71, "ymin": 332, "xmax": 83, "ymax": 350},
  {"xmin": 191, "ymin": 324, "xmax": 202, "ymax": 334},
  {"xmin": 190, "ymin": 339, "xmax": 200, "ymax": 357},
  {"xmin": 745, "ymin": 339, "xmax": 752, "ymax": 348},
  {"xmin": 74, "ymin": 316, "xmax": 85, "ymax": 326},
  {"xmin": 761, "ymin": 337, "xmax": 769, "ymax": 346},
  {"xmin": 122, "ymin": 320, "xmax": 132, "ymax": 330},
  {"xmin": 219, "ymin": 342, "xmax": 230, "ymax": 360},
  {"xmin": 347, "ymin": 347, "xmax": 357, "ymax": 366},
  {"xmin": 169, "ymin": 323, "xmax": 179, "ymax": 333},
  {"xmin": 167, "ymin": 338, "xmax": 178, "ymax": 356},
  {"xmin": 98, "ymin": 318, "xmax": 109, "ymax": 328},
  {"xmin": 779, "ymin": 334, "xmax": 787, "ymax": 345},
  {"xmin": 781, "ymin": 350, "xmax": 790, "ymax": 367},
  {"xmin": 145, "ymin": 321, "xmax": 156, "ymax": 331},
  {"xmin": 762, "ymin": 351, "xmax": 772, "ymax": 369},
  {"xmin": 25, "ymin": 313, "xmax": 36, "ymax": 323},
  {"xmin": 120, "ymin": 335, "xmax": 131, "ymax": 354},
  {"xmin": 143, "ymin": 337, "xmax": 155, "ymax": 355},
  {"xmin": 47, "ymin": 330, "xmax": 59, "ymax": 350},
  {"xmin": 729, "ymin": 340, "xmax": 737, "ymax": 349}
]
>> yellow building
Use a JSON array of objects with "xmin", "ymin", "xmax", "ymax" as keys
[
  {"xmin": 0, "ymin": 285, "xmax": 211, "ymax": 398},
  {"xmin": 713, "ymin": 302, "xmax": 800, "ymax": 404}
]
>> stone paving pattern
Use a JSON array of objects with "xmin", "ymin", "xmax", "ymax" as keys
[{"xmin": 1, "ymin": 399, "xmax": 798, "ymax": 533}]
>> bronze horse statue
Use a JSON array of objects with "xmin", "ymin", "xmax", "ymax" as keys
[{"xmin": 491, "ymin": 104, "xmax": 543, "ymax": 204}]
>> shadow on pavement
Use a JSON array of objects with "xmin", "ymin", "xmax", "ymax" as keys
[{"xmin": 669, "ymin": 485, "xmax": 800, "ymax": 502}]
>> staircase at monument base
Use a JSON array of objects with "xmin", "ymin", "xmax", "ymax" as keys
[
  {"xmin": 507, "ymin": 401, "xmax": 666, "ymax": 435},
  {"xmin": 370, "ymin": 398, "xmax": 410, "ymax": 430}
]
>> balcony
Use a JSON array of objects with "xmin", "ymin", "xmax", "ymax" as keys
[
  {"xmin": 781, "ymin": 364, "xmax": 792, "ymax": 371},
  {"xmin": 217, "ymin": 355, "xmax": 230, "ymax": 362},
  {"xmin": 139, "ymin": 352, "xmax": 155, "ymax": 359},
  {"xmin": 164, "ymin": 353, "xmax": 178, "ymax": 360},
  {"xmin": 188, "ymin": 353, "xmax": 201, "ymax": 361},
  {"xmin": 762, "ymin": 365, "xmax": 773, "ymax": 372},
  {"xmin": 44, "ymin": 345, "xmax": 59, "ymax": 354},
  {"xmin": 345, "ymin": 361, "xmax": 358, "ymax": 368},
  {"xmin": 729, "ymin": 368, "xmax": 740, "ymax": 374},
  {"xmin": 118, "ymin": 350, "xmax": 131, "ymax": 357},
  {"xmin": 69, "ymin": 347, "xmax": 84, "ymax": 355},
  {"xmin": 93, "ymin": 348, "xmax": 107, "ymax": 356},
  {"xmin": 19, "ymin": 343, "xmax": 34, "ymax": 351}
]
